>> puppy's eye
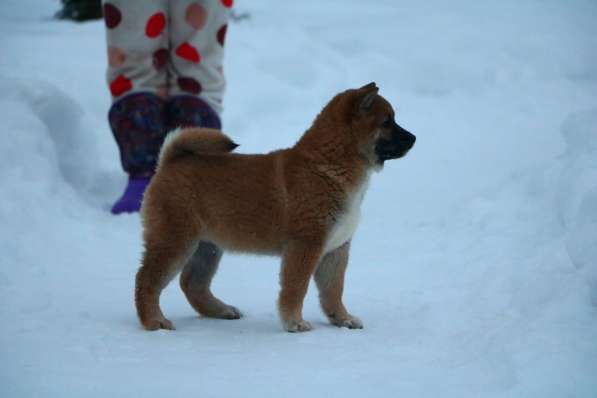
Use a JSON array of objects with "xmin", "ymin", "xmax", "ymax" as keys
[{"xmin": 382, "ymin": 117, "xmax": 393, "ymax": 128}]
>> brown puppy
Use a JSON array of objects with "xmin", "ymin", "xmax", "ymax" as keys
[{"xmin": 135, "ymin": 83, "xmax": 416, "ymax": 332}]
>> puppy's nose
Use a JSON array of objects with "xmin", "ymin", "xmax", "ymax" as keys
[{"xmin": 398, "ymin": 132, "xmax": 416, "ymax": 147}]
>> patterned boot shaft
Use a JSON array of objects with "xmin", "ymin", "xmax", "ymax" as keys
[
  {"xmin": 165, "ymin": 95, "xmax": 221, "ymax": 132},
  {"xmin": 108, "ymin": 93, "xmax": 166, "ymax": 176}
]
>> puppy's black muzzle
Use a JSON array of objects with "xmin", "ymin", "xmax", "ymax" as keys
[{"xmin": 375, "ymin": 123, "xmax": 416, "ymax": 162}]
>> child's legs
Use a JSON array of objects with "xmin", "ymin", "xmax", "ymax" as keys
[
  {"xmin": 166, "ymin": 0, "xmax": 230, "ymax": 120},
  {"xmin": 104, "ymin": 0, "xmax": 169, "ymax": 100},
  {"xmin": 103, "ymin": 0, "xmax": 169, "ymax": 176}
]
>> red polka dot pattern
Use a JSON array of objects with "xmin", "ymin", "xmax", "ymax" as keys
[
  {"xmin": 221, "ymin": 0, "xmax": 233, "ymax": 8},
  {"xmin": 177, "ymin": 77, "xmax": 202, "ymax": 94},
  {"xmin": 175, "ymin": 42, "xmax": 201, "ymax": 63},
  {"xmin": 110, "ymin": 75, "xmax": 132, "ymax": 97},
  {"xmin": 152, "ymin": 48, "xmax": 168, "ymax": 69},
  {"xmin": 103, "ymin": 3, "xmax": 121, "ymax": 29},
  {"xmin": 217, "ymin": 24, "xmax": 227, "ymax": 46},
  {"xmin": 185, "ymin": 3, "xmax": 208, "ymax": 30},
  {"xmin": 145, "ymin": 12, "xmax": 166, "ymax": 38},
  {"xmin": 108, "ymin": 46, "xmax": 126, "ymax": 67},
  {"xmin": 156, "ymin": 85, "xmax": 169, "ymax": 99}
]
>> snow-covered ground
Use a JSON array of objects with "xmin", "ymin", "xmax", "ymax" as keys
[{"xmin": 1, "ymin": 1, "xmax": 596, "ymax": 397}]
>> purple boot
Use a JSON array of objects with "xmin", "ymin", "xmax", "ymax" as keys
[
  {"xmin": 110, "ymin": 176, "xmax": 151, "ymax": 214},
  {"xmin": 165, "ymin": 95, "xmax": 221, "ymax": 131},
  {"xmin": 108, "ymin": 93, "xmax": 166, "ymax": 215},
  {"xmin": 108, "ymin": 94, "xmax": 221, "ymax": 215}
]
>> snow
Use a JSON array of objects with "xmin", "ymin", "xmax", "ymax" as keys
[{"xmin": 1, "ymin": 0, "xmax": 596, "ymax": 396}]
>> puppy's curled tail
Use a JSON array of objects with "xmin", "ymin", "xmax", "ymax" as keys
[{"xmin": 158, "ymin": 127, "xmax": 239, "ymax": 166}]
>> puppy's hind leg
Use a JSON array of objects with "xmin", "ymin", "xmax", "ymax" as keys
[
  {"xmin": 135, "ymin": 229, "xmax": 198, "ymax": 331},
  {"xmin": 179, "ymin": 241, "xmax": 242, "ymax": 320},
  {"xmin": 314, "ymin": 241, "xmax": 363, "ymax": 329}
]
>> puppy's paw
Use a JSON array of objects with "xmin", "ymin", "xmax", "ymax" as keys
[
  {"xmin": 283, "ymin": 319, "xmax": 313, "ymax": 333},
  {"xmin": 331, "ymin": 314, "xmax": 363, "ymax": 329},
  {"xmin": 142, "ymin": 317, "xmax": 175, "ymax": 331},
  {"xmin": 210, "ymin": 305, "xmax": 243, "ymax": 320}
]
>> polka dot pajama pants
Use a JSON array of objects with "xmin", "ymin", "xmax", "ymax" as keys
[{"xmin": 102, "ymin": 0, "xmax": 231, "ymax": 176}]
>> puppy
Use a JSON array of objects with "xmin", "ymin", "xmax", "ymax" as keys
[{"xmin": 135, "ymin": 83, "xmax": 416, "ymax": 332}]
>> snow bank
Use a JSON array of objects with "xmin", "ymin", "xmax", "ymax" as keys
[{"xmin": 558, "ymin": 109, "xmax": 597, "ymax": 304}]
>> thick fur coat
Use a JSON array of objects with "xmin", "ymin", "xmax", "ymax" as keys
[{"xmin": 135, "ymin": 83, "xmax": 416, "ymax": 332}]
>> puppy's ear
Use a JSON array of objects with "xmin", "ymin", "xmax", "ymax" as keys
[
  {"xmin": 359, "ymin": 82, "xmax": 378, "ymax": 91},
  {"xmin": 358, "ymin": 82, "xmax": 379, "ymax": 113}
]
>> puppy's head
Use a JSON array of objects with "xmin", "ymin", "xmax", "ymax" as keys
[{"xmin": 345, "ymin": 83, "xmax": 416, "ymax": 168}]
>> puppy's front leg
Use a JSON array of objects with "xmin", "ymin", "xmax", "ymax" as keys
[
  {"xmin": 278, "ymin": 242, "xmax": 323, "ymax": 332},
  {"xmin": 314, "ymin": 241, "xmax": 363, "ymax": 329}
]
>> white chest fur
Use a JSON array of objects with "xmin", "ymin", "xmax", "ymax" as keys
[{"xmin": 324, "ymin": 174, "xmax": 370, "ymax": 253}]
